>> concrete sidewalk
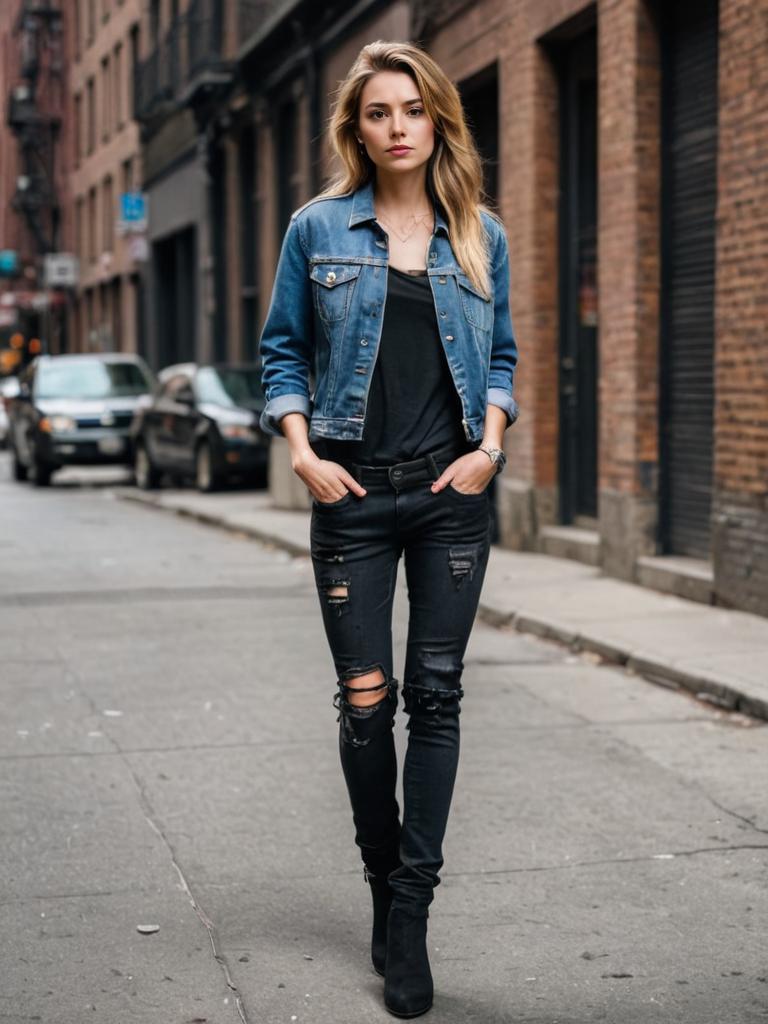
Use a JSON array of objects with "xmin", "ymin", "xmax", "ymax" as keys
[{"xmin": 117, "ymin": 486, "xmax": 768, "ymax": 721}]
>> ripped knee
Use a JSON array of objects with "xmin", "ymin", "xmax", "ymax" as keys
[
  {"xmin": 402, "ymin": 648, "xmax": 464, "ymax": 727},
  {"xmin": 343, "ymin": 667, "xmax": 388, "ymax": 707},
  {"xmin": 333, "ymin": 666, "xmax": 399, "ymax": 748}
]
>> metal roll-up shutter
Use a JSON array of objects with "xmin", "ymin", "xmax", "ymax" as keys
[{"xmin": 660, "ymin": 0, "xmax": 718, "ymax": 558}]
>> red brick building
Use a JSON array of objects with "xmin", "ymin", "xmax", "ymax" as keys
[{"xmin": 0, "ymin": 0, "xmax": 70, "ymax": 357}]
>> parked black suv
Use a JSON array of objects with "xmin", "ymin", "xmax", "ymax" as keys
[
  {"xmin": 130, "ymin": 363, "xmax": 269, "ymax": 491},
  {"xmin": 7, "ymin": 353, "xmax": 155, "ymax": 486}
]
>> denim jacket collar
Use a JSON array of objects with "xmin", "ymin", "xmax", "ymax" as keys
[{"xmin": 347, "ymin": 178, "xmax": 450, "ymax": 237}]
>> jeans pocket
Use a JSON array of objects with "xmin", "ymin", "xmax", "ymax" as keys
[
  {"xmin": 445, "ymin": 482, "xmax": 489, "ymax": 501},
  {"xmin": 313, "ymin": 490, "xmax": 354, "ymax": 510}
]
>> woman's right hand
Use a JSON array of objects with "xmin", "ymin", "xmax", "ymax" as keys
[{"xmin": 291, "ymin": 449, "xmax": 367, "ymax": 504}]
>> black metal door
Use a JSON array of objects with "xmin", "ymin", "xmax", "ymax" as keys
[
  {"xmin": 559, "ymin": 30, "xmax": 598, "ymax": 523},
  {"xmin": 659, "ymin": 0, "xmax": 718, "ymax": 558},
  {"xmin": 154, "ymin": 227, "xmax": 196, "ymax": 367}
]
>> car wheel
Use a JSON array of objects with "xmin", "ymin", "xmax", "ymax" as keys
[
  {"xmin": 135, "ymin": 440, "xmax": 161, "ymax": 490},
  {"xmin": 195, "ymin": 441, "xmax": 220, "ymax": 493},
  {"xmin": 11, "ymin": 446, "xmax": 28, "ymax": 482}
]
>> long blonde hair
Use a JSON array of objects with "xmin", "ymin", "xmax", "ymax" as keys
[{"xmin": 321, "ymin": 40, "xmax": 495, "ymax": 297}]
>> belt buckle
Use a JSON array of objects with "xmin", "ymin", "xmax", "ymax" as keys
[{"xmin": 388, "ymin": 464, "xmax": 406, "ymax": 490}]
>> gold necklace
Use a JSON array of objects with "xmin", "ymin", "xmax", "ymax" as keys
[{"xmin": 375, "ymin": 208, "xmax": 434, "ymax": 244}]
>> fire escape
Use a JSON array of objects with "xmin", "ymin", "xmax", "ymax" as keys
[{"xmin": 6, "ymin": 0, "xmax": 64, "ymax": 257}]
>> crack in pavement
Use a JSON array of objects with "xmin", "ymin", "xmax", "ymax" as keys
[
  {"xmin": 125, "ymin": 759, "xmax": 250, "ymax": 1024},
  {"xmin": 446, "ymin": 842, "xmax": 768, "ymax": 878},
  {"xmin": 707, "ymin": 796, "xmax": 768, "ymax": 838}
]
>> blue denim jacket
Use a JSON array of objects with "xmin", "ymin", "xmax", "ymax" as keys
[{"xmin": 258, "ymin": 179, "xmax": 519, "ymax": 444}]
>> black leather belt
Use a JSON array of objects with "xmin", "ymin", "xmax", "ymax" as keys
[{"xmin": 342, "ymin": 444, "xmax": 462, "ymax": 491}]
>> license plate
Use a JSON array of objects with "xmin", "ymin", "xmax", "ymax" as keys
[{"xmin": 98, "ymin": 436, "xmax": 124, "ymax": 454}]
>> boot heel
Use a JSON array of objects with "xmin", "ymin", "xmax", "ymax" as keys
[
  {"xmin": 383, "ymin": 904, "xmax": 433, "ymax": 1018},
  {"xmin": 364, "ymin": 865, "xmax": 394, "ymax": 977}
]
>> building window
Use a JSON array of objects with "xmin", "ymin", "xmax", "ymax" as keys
[
  {"xmin": 103, "ymin": 177, "xmax": 114, "ymax": 252},
  {"xmin": 88, "ymin": 187, "xmax": 97, "ymax": 263},
  {"xmin": 150, "ymin": 0, "xmax": 160, "ymax": 46},
  {"xmin": 87, "ymin": 0, "xmax": 96, "ymax": 45},
  {"xmin": 74, "ymin": 93, "xmax": 82, "ymax": 168},
  {"xmin": 121, "ymin": 156, "xmax": 133, "ymax": 194},
  {"xmin": 101, "ymin": 55, "xmax": 111, "ymax": 142},
  {"xmin": 86, "ymin": 77, "xmax": 95, "ymax": 154},
  {"xmin": 114, "ymin": 43, "xmax": 123, "ymax": 129},
  {"xmin": 75, "ymin": 197, "xmax": 84, "ymax": 261},
  {"xmin": 129, "ymin": 24, "xmax": 139, "ymax": 120},
  {"xmin": 74, "ymin": 0, "xmax": 81, "ymax": 59}
]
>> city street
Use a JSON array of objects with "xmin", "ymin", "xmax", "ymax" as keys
[{"xmin": 1, "ymin": 453, "xmax": 767, "ymax": 1024}]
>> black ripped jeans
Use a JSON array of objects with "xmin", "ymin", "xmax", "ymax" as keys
[{"xmin": 310, "ymin": 450, "xmax": 491, "ymax": 910}]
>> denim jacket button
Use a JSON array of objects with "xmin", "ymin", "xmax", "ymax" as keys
[
  {"xmin": 360, "ymin": 338, "xmax": 368, "ymax": 346},
  {"xmin": 326, "ymin": 271, "xmax": 336, "ymax": 283},
  {"xmin": 446, "ymin": 335, "xmax": 454, "ymax": 342}
]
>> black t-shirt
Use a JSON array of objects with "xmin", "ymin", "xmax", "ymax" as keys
[{"xmin": 318, "ymin": 266, "xmax": 469, "ymax": 466}]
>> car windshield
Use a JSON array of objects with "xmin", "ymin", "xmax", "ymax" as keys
[
  {"xmin": 195, "ymin": 367, "xmax": 265, "ymax": 410},
  {"xmin": 36, "ymin": 361, "xmax": 152, "ymax": 399}
]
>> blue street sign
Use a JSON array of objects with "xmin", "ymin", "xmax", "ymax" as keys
[
  {"xmin": 119, "ymin": 192, "xmax": 147, "ymax": 225},
  {"xmin": 0, "ymin": 250, "xmax": 19, "ymax": 276}
]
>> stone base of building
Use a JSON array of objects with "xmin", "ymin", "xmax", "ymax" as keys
[
  {"xmin": 599, "ymin": 490, "xmax": 659, "ymax": 581},
  {"xmin": 713, "ymin": 492, "xmax": 768, "ymax": 617},
  {"xmin": 495, "ymin": 477, "xmax": 558, "ymax": 552}
]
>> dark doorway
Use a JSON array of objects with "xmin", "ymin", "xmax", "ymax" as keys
[
  {"xmin": 132, "ymin": 272, "xmax": 146, "ymax": 360},
  {"xmin": 239, "ymin": 120, "xmax": 259, "ymax": 361},
  {"xmin": 459, "ymin": 63, "xmax": 499, "ymax": 206},
  {"xmin": 558, "ymin": 29, "xmax": 598, "ymax": 524},
  {"xmin": 276, "ymin": 98, "xmax": 299, "ymax": 241},
  {"xmin": 154, "ymin": 226, "xmax": 196, "ymax": 367},
  {"xmin": 659, "ymin": 0, "xmax": 718, "ymax": 558},
  {"xmin": 210, "ymin": 144, "xmax": 228, "ymax": 363}
]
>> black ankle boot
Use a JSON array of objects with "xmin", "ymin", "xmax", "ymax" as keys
[
  {"xmin": 384, "ymin": 904, "xmax": 433, "ymax": 1018},
  {"xmin": 364, "ymin": 865, "xmax": 394, "ymax": 976}
]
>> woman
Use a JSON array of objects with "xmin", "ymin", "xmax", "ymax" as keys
[{"xmin": 259, "ymin": 40, "xmax": 519, "ymax": 1018}]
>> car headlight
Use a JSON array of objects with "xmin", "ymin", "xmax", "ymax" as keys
[
  {"xmin": 40, "ymin": 415, "xmax": 77, "ymax": 433},
  {"xmin": 220, "ymin": 424, "xmax": 258, "ymax": 441}
]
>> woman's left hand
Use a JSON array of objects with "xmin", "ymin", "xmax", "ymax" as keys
[{"xmin": 431, "ymin": 450, "xmax": 498, "ymax": 495}]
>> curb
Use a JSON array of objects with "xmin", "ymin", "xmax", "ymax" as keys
[
  {"xmin": 118, "ymin": 489, "xmax": 768, "ymax": 723},
  {"xmin": 477, "ymin": 604, "xmax": 768, "ymax": 721}
]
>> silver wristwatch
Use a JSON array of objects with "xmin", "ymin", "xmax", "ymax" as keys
[{"xmin": 478, "ymin": 445, "xmax": 507, "ymax": 473}]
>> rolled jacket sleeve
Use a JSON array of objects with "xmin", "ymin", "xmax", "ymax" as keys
[
  {"xmin": 486, "ymin": 222, "xmax": 519, "ymax": 426},
  {"xmin": 258, "ymin": 216, "xmax": 314, "ymax": 437}
]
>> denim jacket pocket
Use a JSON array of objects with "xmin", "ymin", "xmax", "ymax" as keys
[
  {"xmin": 455, "ymin": 272, "xmax": 493, "ymax": 332},
  {"xmin": 310, "ymin": 262, "xmax": 362, "ymax": 324}
]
